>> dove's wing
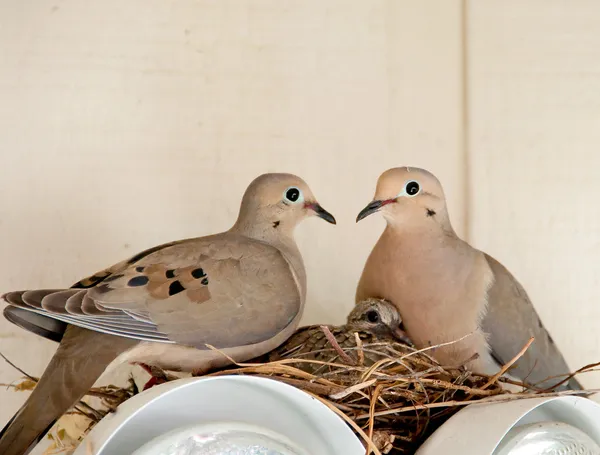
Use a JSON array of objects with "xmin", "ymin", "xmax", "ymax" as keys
[
  {"xmin": 482, "ymin": 253, "xmax": 581, "ymax": 390},
  {"xmin": 3, "ymin": 233, "xmax": 302, "ymax": 350}
]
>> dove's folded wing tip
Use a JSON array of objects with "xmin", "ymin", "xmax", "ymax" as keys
[
  {"xmin": 3, "ymin": 306, "xmax": 67, "ymax": 342},
  {"xmin": 1, "ymin": 291, "xmax": 21, "ymax": 304}
]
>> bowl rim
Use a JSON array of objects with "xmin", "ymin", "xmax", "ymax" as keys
[{"xmin": 74, "ymin": 374, "xmax": 364, "ymax": 455}]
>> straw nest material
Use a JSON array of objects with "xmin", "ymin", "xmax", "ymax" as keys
[{"xmin": 2, "ymin": 329, "xmax": 595, "ymax": 455}]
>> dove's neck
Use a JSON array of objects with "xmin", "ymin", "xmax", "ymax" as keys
[
  {"xmin": 229, "ymin": 218, "xmax": 306, "ymax": 294},
  {"xmin": 230, "ymin": 217, "xmax": 295, "ymax": 247},
  {"xmin": 385, "ymin": 212, "xmax": 456, "ymax": 238}
]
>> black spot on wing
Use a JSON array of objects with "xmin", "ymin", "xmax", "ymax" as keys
[
  {"xmin": 201, "ymin": 278, "xmax": 209, "ymax": 286},
  {"xmin": 128, "ymin": 276, "xmax": 149, "ymax": 287},
  {"xmin": 166, "ymin": 269, "xmax": 176, "ymax": 279},
  {"xmin": 169, "ymin": 280, "xmax": 185, "ymax": 296},
  {"xmin": 191, "ymin": 268, "xmax": 206, "ymax": 279},
  {"xmin": 273, "ymin": 221, "xmax": 280, "ymax": 228},
  {"xmin": 426, "ymin": 208, "xmax": 436, "ymax": 217},
  {"xmin": 136, "ymin": 266, "xmax": 145, "ymax": 272}
]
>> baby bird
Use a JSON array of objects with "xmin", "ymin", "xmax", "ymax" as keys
[
  {"xmin": 346, "ymin": 298, "xmax": 412, "ymax": 344},
  {"xmin": 265, "ymin": 298, "xmax": 412, "ymax": 373}
]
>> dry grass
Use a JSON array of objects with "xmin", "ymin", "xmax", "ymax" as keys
[{"xmin": 2, "ymin": 330, "xmax": 596, "ymax": 455}]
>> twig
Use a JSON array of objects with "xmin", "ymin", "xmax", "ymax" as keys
[
  {"xmin": 355, "ymin": 388, "xmax": 598, "ymax": 420},
  {"xmin": 306, "ymin": 391, "xmax": 382, "ymax": 455},
  {"xmin": 367, "ymin": 384, "xmax": 384, "ymax": 455},
  {"xmin": 482, "ymin": 337, "xmax": 534, "ymax": 390},
  {"xmin": 320, "ymin": 326, "xmax": 356, "ymax": 365},
  {"xmin": 536, "ymin": 361, "xmax": 600, "ymax": 392},
  {"xmin": 388, "ymin": 376, "xmax": 499, "ymax": 396},
  {"xmin": 204, "ymin": 344, "xmax": 238, "ymax": 365},
  {"xmin": 330, "ymin": 379, "xmax": 377, "ymax": 400},
  {"xmin": 355, "ymin": 332, "xmax": 365, "ymax": 366},
  {"xmin": 75, "ymin": 401, "xmax": 105, "ymax": 421},
  {"xmin": 0, "ymin": 351, "xmax": 36, "ymax": 380},
  {"xmin": 399, "ymin": 332, "xmax": 475, "ymax": 361}
]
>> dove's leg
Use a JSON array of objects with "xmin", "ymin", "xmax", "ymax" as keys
[{"xmin": 0, "ymin": 325, "xmax": 138, "ymax": 455}]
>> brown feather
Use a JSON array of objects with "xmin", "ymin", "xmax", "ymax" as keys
[
  {"xmin": 20, "ymin": 290, "xmax": 61, "ymax": 310},
  {"xmin": 65, "ymin": 290, "xmax": 86, "ymax": 315},
  {"xmin": 41, "ymin": 290, "xmax": 80, "ymax": 314}
]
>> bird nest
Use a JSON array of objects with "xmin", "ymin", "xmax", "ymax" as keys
[{"xmin": 2, "ymin": 330, "xmax": 594, "ymax": 455}]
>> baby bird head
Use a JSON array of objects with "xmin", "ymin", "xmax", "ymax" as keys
[{"xmin": 346, "ymin": 298, "xmax": 411, "ymax": 344}]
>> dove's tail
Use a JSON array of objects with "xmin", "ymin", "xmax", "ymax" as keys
[
  {"xmin": 564, "ymin": 375, "xmax": 585, "ymax": 392},
  {"xmin": 0, "ymin": 323, "xmax": 136, "ymax": 455}
]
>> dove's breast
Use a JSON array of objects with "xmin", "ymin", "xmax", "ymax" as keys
[{"xmin": 357, "ymin": 227, "xmax": 496, "ymax": 371}]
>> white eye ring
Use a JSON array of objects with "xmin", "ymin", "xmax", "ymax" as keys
[
  {"xmin": 283, "ymin": 186, "xmax": 304, "ymax": 204},
  {"xmin": 397, "ymin": 180, "xmax": 421, "ymax": 198}
]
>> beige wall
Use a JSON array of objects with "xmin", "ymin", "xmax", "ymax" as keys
[
  {"xmin": 0, "ymin": 0, "xmax": 598, "ymax": 448},
  {"xmin": 467, "ymin": 0, "xmax": 600, "ymax": 393}
]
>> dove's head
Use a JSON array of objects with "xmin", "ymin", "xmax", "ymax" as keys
[
  {"xmin": 356, "ymin": 167, "xmax": 452, "ymax": 231},
  {"xmin": 346, "ymin": 298, "xmax": 407, "ymax": 341},
  {"xmin": 233, "ymin": 173, "xmax": 336, "ymax": 237}
]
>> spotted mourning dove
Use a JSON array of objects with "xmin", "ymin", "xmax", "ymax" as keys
[
  {"xmin": 264, "ymin": 298, "xmax": 412, "ymax": 374},
  {"xmin": 355, "ymin": 167, "xmax": 581, "ymax": 391},
  {"xmin": 0, "ymin": 173, "xmax": 336, "ymax": 455}
]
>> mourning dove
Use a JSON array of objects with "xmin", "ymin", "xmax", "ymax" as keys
[
  {"xmin": 264, "ymin": 298, "xmax": 413, "ymax": 374},
  {"xmin": 356, "ymin": 167, "xmax": 581, "ymax": 391},
  {"xmin": 0, "ymin": 172, "xmax": 335, "ymax": 455}
]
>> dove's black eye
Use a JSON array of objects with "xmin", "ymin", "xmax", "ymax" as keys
[
  {"xmin": 283, "ymin": 186, "xmax": 303, "ymax": 204},
  {"xmin": 286, "ymin": 188, "xmax": 299, "ymax": 201},
  {"xmin": 405, "ymin": 180, "xmax": 420, "ymax": 197},
  {"xmin": 366, "ymin": 310, "xmax": 380, "ymax": 323}
]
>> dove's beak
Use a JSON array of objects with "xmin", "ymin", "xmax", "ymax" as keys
[
  {"xmin": 305, "ymin": 203, "xmax": 336, "ymax": 224},
  {"xmin": 356, "ymin": 199, "xmax": 395, "ymax": 222}
]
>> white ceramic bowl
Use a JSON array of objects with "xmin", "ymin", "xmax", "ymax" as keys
[
  {"xmin": 495, "ymin": 421, "xmax": 600, "ymax": 454},
  {"xmin": 73, "ymin": 375, "xmax": 364, "ymax": 455},
  {"xmin": 416, "ymin": 396, "xmax": 600, "ymax": 454}
]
